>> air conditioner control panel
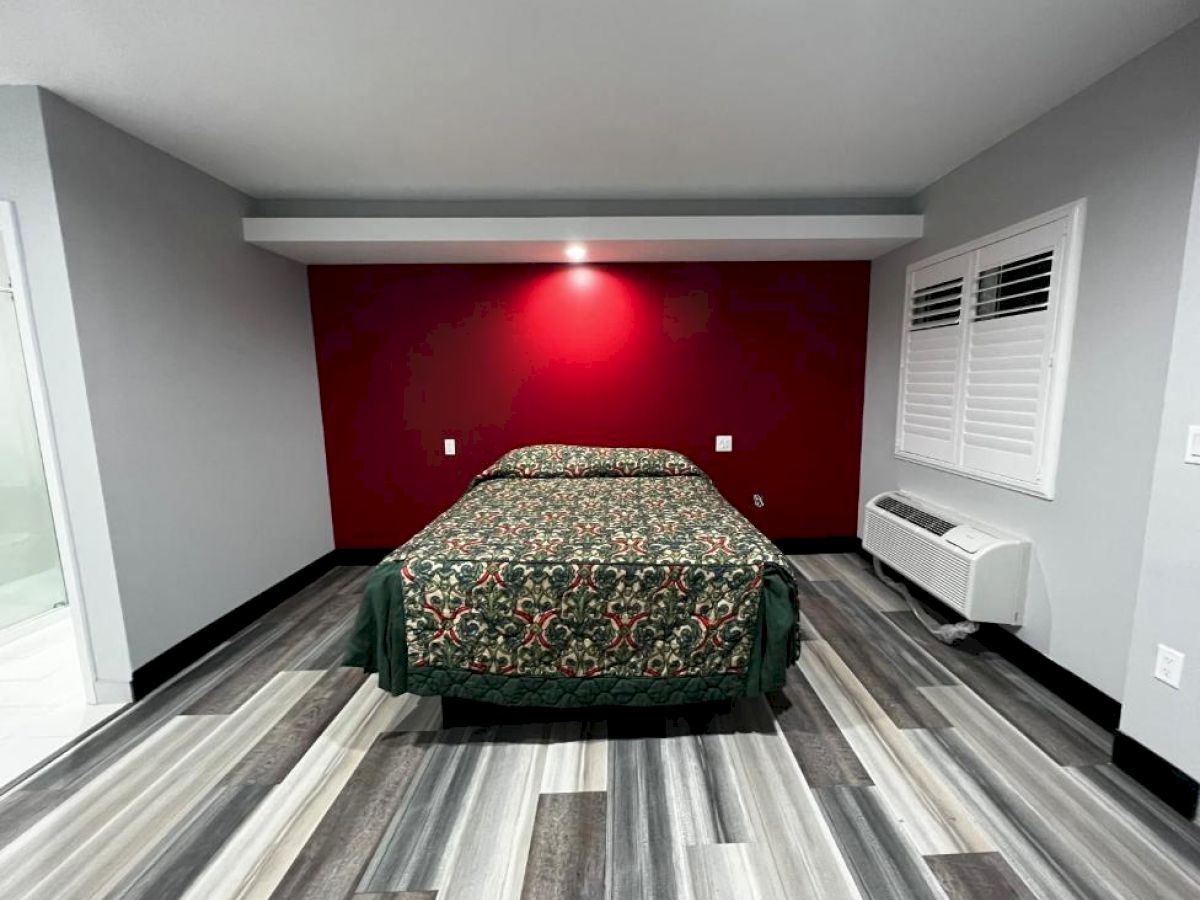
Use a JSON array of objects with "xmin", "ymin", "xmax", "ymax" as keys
[{"xmin": 944, "ymin": 526, "xmax": 993, "ymax": 555}]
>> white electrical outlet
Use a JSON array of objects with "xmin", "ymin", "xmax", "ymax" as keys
[
  {"xmin": 443, "ymin": 438, "xmax": 456, "ymax": 456},
  {"xmin": 715, "ymin": 435, "xmax": 733, "ymax": 452},
  {"xmin": 1154, "ymin": 644, "xmax": 1185, "ymax": 689}
]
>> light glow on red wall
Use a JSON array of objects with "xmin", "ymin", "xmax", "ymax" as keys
[
  {"xmin": 516, "ymin": 268, "xmax": 641, "ymax": 365},
  {"xmin": 309, "ymin": 261, "xmax": 870, "ymax": 548}
]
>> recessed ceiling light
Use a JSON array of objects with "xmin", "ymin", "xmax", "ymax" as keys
[{"xmin": 564, "ymin": 242, "xmax": 587, "ymax": 264}]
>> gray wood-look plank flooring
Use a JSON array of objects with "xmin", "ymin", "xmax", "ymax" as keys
[
  {"xmin": 0, "ymin": 554, "xmax": 1197, "ymax": 899},
  {"xmin": 522, "ymin": 791, "xmax": 606, "ymax": 900}
]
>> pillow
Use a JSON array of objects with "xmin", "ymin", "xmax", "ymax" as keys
[{"xmin": 472, "ymin": 444, "xmax": 703, "ymax": 485}]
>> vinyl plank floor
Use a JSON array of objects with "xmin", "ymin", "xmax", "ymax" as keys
[
  {"xmin": 804, "ymin": 582, "xmax": 954, "ymax": 729},
  {"xmin": 0, "ymin": 671, "xmax": 318, "ymax": 900},
  {"xmin": 359, "ymin": 723, "xmax": 550, "ymax": 899},
  {"xmin": 433, "ymin": 728, "xmax": 548, "ymax": 900},
  {"xmin": 766, "ymin": 666, "xmax": 872, "ymax": 788},
  {"xmin": 520, "ymin": 791, "xmax": 606, "ymax": 900},
  {"xmin": 800, "ymin": 641, "xmax": 994, "ymax": 856},
  {"xmin": 908, "ymin": 725, "xmax": 1120, "ymax": 899},
  {"xmin": 222, "ymin": 666, "xmax": 367, "ymax": 786},
  {"xmin": 717, "ymin": 700, "xmax": 862, "ymax": 900},
  {"xmin": 885, "ymin": 611, "xmax": 1111, "ymax": 765},
  {"xmin": 0, "ymin": 716, "xmax": 213, "ymax": 896},
  {"xmin": 11, "ymin": 623, "xmax": 267, "ymax": 796},
  {"xmin": 357, "ymin": 727, "xmax": 490, "ymax": 894},
  {"xmin": 607, "ymin": 722, "xmax": 759, "ymax": 900},
  {"xmin": 814, "ymin": 784, "xmax": 947, "ymax": 900},
  {"xmin": 0, "ymin": 788, "xmax": 66, "ymax": 851},
  {"xmin": 181, "ymin": 680, "xmax": 419, "ymax": 900},
  {"xmin": 539, "ymin": 721, "xmax": 607, "ymax": 793},
  {"xmin": 813, "ymin": 580, "xmax": 958, "ymax": 688},
  {"xmin": 687, "ymin": 842, "xmax": 789, "ymax": 900},
  {"xmin": 798, "ymin": 610, "xmax": 823, "ymax": 641},
  {"xmin": 813, "ymin": 553, "xmax": 908, "ymax": 613},
  {"xmin": 21, "ymin": 615, "xmax": 290, "ymax": 799},
  {"xmin": 1068, "ymin": 762, "xmax": 1200, "ymax": 869},
  {"xmin": 184, "ymin": 590, "xmax": 360, "ymax": 714},
  {"xmin": 106, "ymin": 782, "xmax": 272, "ymax": 900},
  {"xmin": 924, "ymin": 852, "xmax": 1036, "ymax": 900},
  {"xmin": 0, "ymin": 556, "xmax": 1197, "ymax": 899},
  {"xmin": 920, "ymin": 685, "xmax": 1200, "ymax": 899},
  {"xmin": 269, "ymin": 730, "xmax": 435, "ymax": 900},
  {"xmin": 788, "ymin": 554, "xmax": 841, "ymax": 583}
]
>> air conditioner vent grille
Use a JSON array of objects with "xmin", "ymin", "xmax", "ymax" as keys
[
  {"xmin": 863, "ymin": 513, "xmax": 971, "ymax": 612},
  {"xmin": 875, "ymin": 495, "xmax": 956, "ymax": 536}
]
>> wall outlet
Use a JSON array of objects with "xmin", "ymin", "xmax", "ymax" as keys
[
  {"xmin": 443, "ymin": 438, "xmax": 456, "ymax": 456},
  {"xmin": 753, "ymin": 494, "xmax": 765, "ymax": 508},
  {"xmin": 715, "ymin": 435, "xmax": 733, "ymax": 452},
  {"xmin": 1154, "ymin": 644, "xmax": 1185, "ymax": 689}
]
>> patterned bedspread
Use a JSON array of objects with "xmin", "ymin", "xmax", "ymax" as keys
[{"xmin": 345, "ymin": 445, "xmax": 800, "ymax": 706}]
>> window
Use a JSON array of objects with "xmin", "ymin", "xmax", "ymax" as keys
[{"xmin": 895, "ymin": 200, "xmax": 1085, "ymax": 499}]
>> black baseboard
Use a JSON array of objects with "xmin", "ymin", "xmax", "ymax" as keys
[
  {"xmin": 130, "ymin": 550, "xmax": 341, "ymax": 699},
  {"xmin": 774, "ymin": 536, "xmax": 863, "ymax": 555},
  {"xmin": 973, "ymin": 621, "xmax": 1122, "ymax": 731},
  {"xmin": 1112, "ymin": 731, "xmax": 1200, "ymax": 819}
]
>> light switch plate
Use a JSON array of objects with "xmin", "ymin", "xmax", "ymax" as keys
[
  {"xmin": 1154, "ymin": 644, "xmax": 1184, "ymax": 689},
  {"xmin": 715, "ymin": 435, "xmax": 733, "ymax": 453},
  {"xmin": 443, "ymin": 438, "xmax": 456, "ymax": 456},
  {"xmin": 1185, "ymin": 426, "xmax": 1200, "ymax": 465}
]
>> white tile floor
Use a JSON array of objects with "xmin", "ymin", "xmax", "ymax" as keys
[{"xmin": 0, "ymin": 610, "xmax": 125, "ymax": 787}]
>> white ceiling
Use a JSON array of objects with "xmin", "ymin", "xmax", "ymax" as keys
[{"xmin": 2, "ymin": 1, "xmax": 1198, "ymax": 201}]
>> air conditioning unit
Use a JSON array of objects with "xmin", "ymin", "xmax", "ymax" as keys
[{"xmin": 863, "ymin": 492, "xmax": 1030, "ymax": 625}]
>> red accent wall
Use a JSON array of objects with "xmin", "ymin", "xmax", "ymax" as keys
[{"xmin": 309, "ymin": 261, "xmax": 870, "ymax": 548}]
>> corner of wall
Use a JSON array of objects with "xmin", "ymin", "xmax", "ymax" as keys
[{"xmin": 1117, "ymin": 130, "xmax": 1200, "ymax": 782}]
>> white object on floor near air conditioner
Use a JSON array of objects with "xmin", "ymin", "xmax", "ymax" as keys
[{"xmin": 863, "ymin": 492, "xmax": 1030, "ymax": 626}]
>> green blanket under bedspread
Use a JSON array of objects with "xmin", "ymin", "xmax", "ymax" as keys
[{"xmin": 345, "ymin": 445, "xmax": 800, "ymax": 706}]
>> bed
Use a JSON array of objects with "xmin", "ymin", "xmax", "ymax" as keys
[{"xmin": 344, "ymin": 444, "xmax": 800, "ymax": 707}]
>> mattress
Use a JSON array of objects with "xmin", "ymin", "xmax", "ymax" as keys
[{"xmin": 344, "ymin": 444, "xmax": 800, "ymax": 706}]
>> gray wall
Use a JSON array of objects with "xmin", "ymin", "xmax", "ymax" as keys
[
  {"xmin": 1119, "ymin": 144, "xmax": 1200, "ymax": 780},
  {"xmin": 0, "ymin": 87, "xmax": 132, "ymax": 693},
  {"xmin": 859, "ymin": 21, "xmax": 1200, "ymax": 700},
  {"xmin": 38, "ymin": 91, "xmax": 333, "ymax": 669}
]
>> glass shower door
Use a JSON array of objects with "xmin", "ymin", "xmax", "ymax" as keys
[{"xmin": 0, "ymin": 246, "xmax": 67, "ymax": 632}]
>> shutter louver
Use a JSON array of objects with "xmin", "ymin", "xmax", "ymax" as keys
[
  {"xmin": 897, "ymin": 257, "xmax": 967, "ymax": 464},
  {"xmin": 961, "ymin": 221, "xmax": 1064, "ymax": 484}
]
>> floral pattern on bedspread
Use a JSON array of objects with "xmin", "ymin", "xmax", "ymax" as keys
[{"xmin": 372, "ymin": 446, "xmax": 791, "ymax": 680}]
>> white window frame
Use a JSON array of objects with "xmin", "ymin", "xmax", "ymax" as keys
[{"xmin": 895, "ymin": 199, "xmax": 1086, "ymax": 499}]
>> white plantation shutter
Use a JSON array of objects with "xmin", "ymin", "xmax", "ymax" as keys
[
  {"xmin": 894, "ymin": 201, "xmax": 1084, "ymax": 499},
  {"xmin": 897, "ymin": 256, "xmax": 968, "ymax": 463},
  {"xmin": 961, "ymin": 221, "xmax": 1066, "ymax": 484}
]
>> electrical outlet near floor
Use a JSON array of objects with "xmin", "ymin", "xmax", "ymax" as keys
[
  {"xmin": 715, "ymin": 435, "xmax": 733, "ymax": 452},
  {"xmin": 443, "ymin": 438, "xmax": 456, "ymax": 456},
  {"xmin": 1154, "ymin": 644, "xmax": 1185, "ymax": 689}
]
